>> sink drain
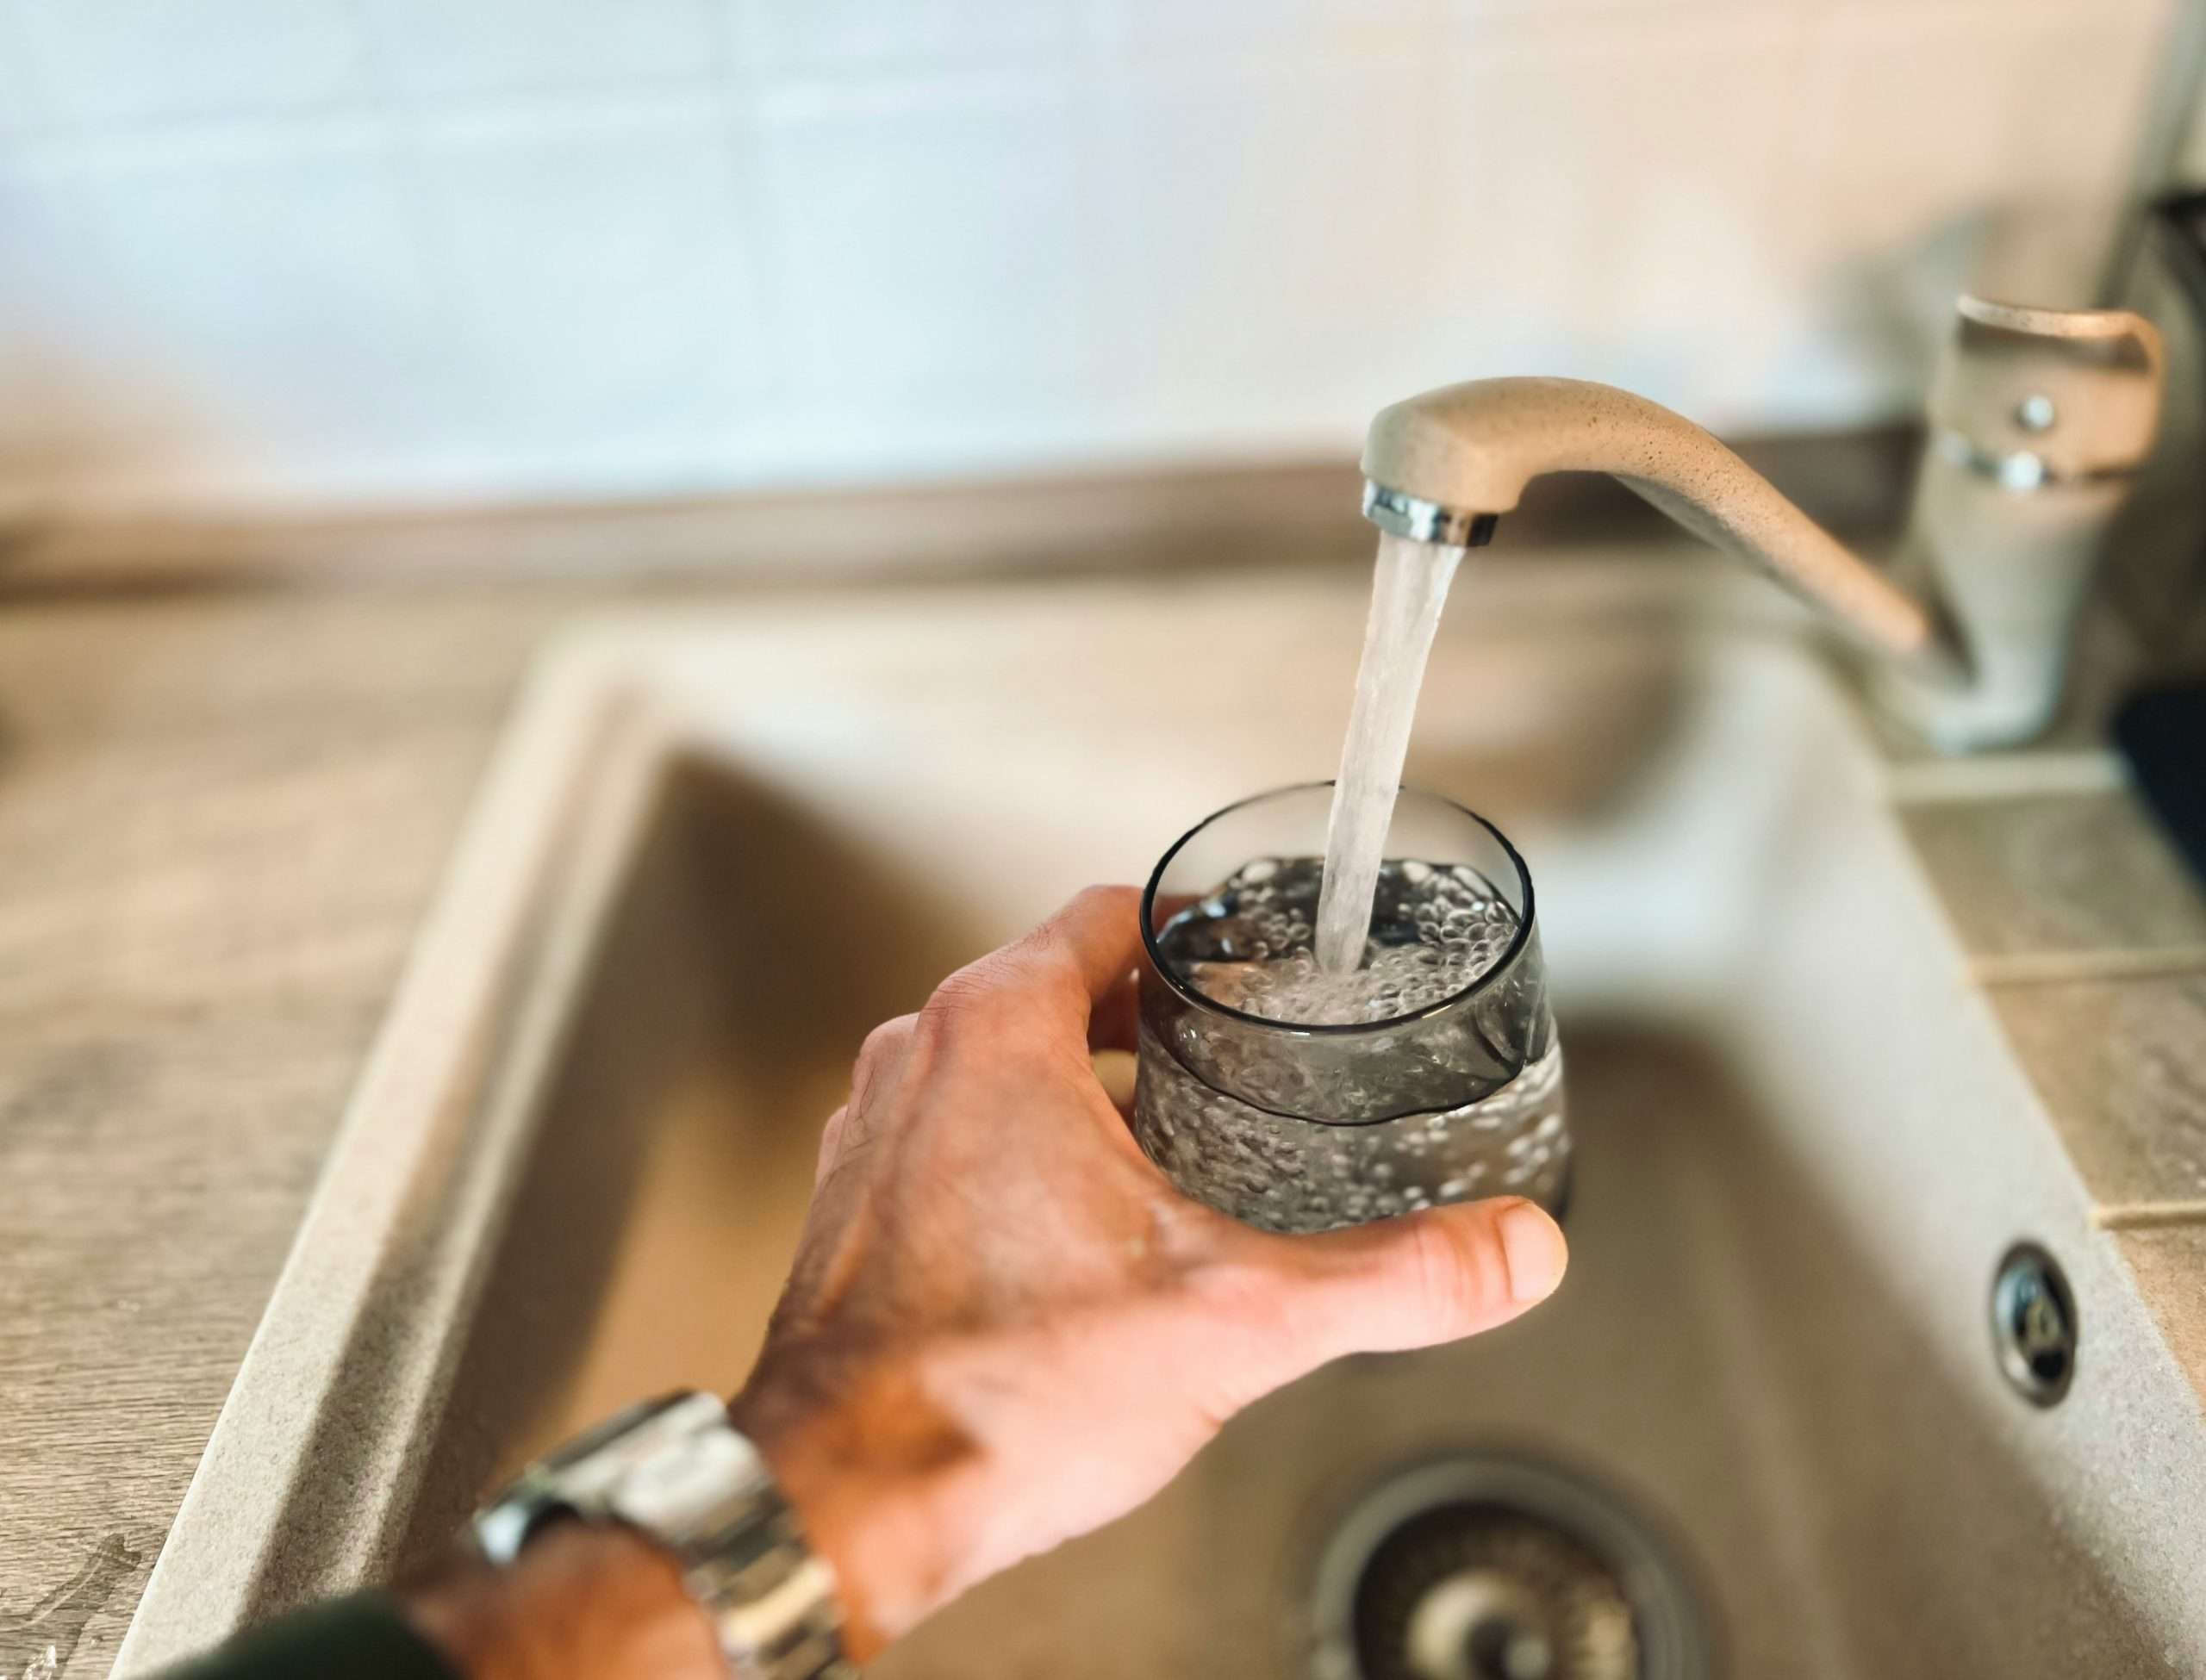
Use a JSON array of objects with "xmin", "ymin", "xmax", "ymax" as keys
[{"xmin": 1307, "ymin": 1456, "xmax": 1709, "ymax": 1680}]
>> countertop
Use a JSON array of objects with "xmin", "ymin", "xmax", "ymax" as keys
[
  {"xmin": 3, "ymin": 538, "xmax": 2203, "ymax": 1677},
  {"xmin": 0, "ymin": 579, "xmax": 693, "ymax": 1676}
]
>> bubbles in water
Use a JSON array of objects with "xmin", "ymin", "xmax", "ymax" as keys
[
  {"xmin": 1172, "ymin": 854, "xmax": 1518, "ymax": 1025},
  {"xmin": 1135, "ymin": 856, "xmax": 1567, "ymax": 1234},
  {"xmin": 1134, "ymin": 1019, "xmax": 1566, "ymax": 1235}
]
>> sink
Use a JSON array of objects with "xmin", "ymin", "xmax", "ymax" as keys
[{"xmin": 116, "ymin": 559, "xmax": 2206, "ymax": 1677}]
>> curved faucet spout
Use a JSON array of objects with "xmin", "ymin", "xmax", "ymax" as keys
[{"xmin": 1361, "ymin": 375, "xmax": 1960, "ymax": 675}]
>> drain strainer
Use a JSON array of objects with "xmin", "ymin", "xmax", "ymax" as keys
[{"xmin": 1307, "ymin": 1456, "xmax": 1710, "ymax": 1680}]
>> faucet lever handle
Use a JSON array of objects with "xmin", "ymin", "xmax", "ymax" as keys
[{"xmin": 1928, "ymin": 295, "xmax": 2165, "ymax": 488}]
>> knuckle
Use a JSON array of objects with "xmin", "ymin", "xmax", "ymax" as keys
[
  {"xmin": 1007, "ymin": 924, "xmax": 1082, "ymax": 987},
  {"xmin": 857, "ymin": 1012, "xmax": 918, "ymax": 1065},
  {"xmin": 851, "ymin": 1013, "xmax": 917, "ymax": 1087},
  {"xmin": 1069, "ymin": 882, "xmax": 1130, "ymax": 918},
  {"xmin": 921, "ymin": 966, "xmax": 988, "ymax": 1017},
  {"xmin": 849, "ymin": 1013, "xmax": 919, "ymax": 1111},
  {"xmin": 918, "ymin": 967, "xmax": 1018, "ymax": 1041},
  {"xmin": 1408, "ymin": 1212, "xmax": 1508, "ymax": 1335},
  {"xmin": 926, "ymin": 939, "xmax": 1075, "ymax": 1024}
]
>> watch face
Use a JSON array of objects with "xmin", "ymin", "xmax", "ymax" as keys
[{"xmin": 540, "ymin": 1391, "xmax": 689, "ymax": 1471}]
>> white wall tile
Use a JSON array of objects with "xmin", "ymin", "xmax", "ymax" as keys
[
  {"xmin": 757, "ymin": 77, "xmax": 1093, "ymax": 418},
  {"xmin": 0, "ymin": 127, "xmax": 447, "ymax": 477},
  {"xmin": 1423, "ymin": 15, "xmax": 1807, "ymax": 427},
  {"xmin": 1100, "ymin": 0, "xmax": 1426, "ymax": 55},
  {"xmin": 0, "ymin": 0, "xmax": 2181, "ymax": 508},
  {"xmin": 1087, "ymin": 53, "xmax": 1437, "ymax": 441},
  {"xmin": 1796, "ymin": 2, "xmax": 2161, "ymax": 258},
  {"xmin": 0, "ymin": 150, "xmax": 159, "ymax": 468},
  {"xmin": 411, "ymin": 101, "xmax": 770, "ymax": 455},
  {"xmin": 11, "ymin": 0, "xmax": 369, "ymax": 126},
  {"xmin": 1443, "ymin": 0, "xmax": 1822, "ymax": 21},
  {"xmin": 733, "ymin": 0, "xmax": 1073, "ymax": 72},
  {"xmin": 358, "ymin": 0, "xmax": 723, "ymax": 101},
  {"xmin": 0, "ymin": 4, "xmax": 49, "ymax": 134}
]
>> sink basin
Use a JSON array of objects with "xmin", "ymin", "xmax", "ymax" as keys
[{"xmin": 117, "ymin": 561, "xmax": 2206, "ymax": 1677}]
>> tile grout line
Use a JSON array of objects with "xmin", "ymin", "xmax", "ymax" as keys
[
  {"xmin": 2096, "ymin": 1203, "xmax": 2206, "ymax": 1232},
  {"xmin": 1882, "ymin": 749, "xmax": 2128, "ymax": 806},
  {"xmin": 1974, "ymin": 947, "xmax": 2206, "ymax": 986},
  {"xmin": 1970, "ymin": 946, "xmax": 2206, "ymax": 988}
]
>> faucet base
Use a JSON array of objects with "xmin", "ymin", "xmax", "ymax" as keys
[{"xmin": 1867, "ymin": 659, "xmax": 2061, "ymax": 756}]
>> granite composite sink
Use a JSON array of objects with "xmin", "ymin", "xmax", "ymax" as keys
[{"xmin": 117, "ymin": 561, "xmax": 2206, "ymax": 1677}]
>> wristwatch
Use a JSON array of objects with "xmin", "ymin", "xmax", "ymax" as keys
[{"xmin": 472, "ymin": 1391, "xmax": 853, "ymax": 1680}]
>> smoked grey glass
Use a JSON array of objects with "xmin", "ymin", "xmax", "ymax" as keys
[{"xmin": 1131, "ymin": 783, "xmax": 1567, "ymax": 1233}]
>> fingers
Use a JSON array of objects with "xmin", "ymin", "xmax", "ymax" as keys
[
  {"xmin": 837, "ymin": 889, "xmax": 1144, "ymax": 1173},
  {"xmin": 1021, "ymin": 884, "xmax": 1146, "ymax": 1010},
  {"xmin": 1269, "ymin": 1197, "xmax": 1567, "ymax": 1362},
  {"xmin": 929, "ymin": 885, "xmax": 1145, "ymax": 1039}
]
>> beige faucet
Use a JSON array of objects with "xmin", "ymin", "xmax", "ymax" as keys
[{"xmin": 1361, "ymin": 296, "xmax": 2165, "ymax": 752}]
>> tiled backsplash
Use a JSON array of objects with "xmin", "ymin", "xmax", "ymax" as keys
[{"xmin": 0, "ymin": 0, "xmax": 2174, "ymax": 513}]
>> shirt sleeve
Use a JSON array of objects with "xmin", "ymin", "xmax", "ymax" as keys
[{"xmin": 156, "ymin": 1593, "xmax": 462, "ymax": 1680}]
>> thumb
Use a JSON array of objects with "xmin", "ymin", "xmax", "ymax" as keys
[{"xmin": 1270, "ymin": 1197, "xmax": 1568, "ymax": 1365}]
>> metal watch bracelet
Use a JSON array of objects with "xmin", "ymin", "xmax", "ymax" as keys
[{"xmin": 472, "ymin": 1391, "xmax": 855, "ymax": 1680}]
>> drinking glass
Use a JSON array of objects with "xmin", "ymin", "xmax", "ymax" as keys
[{"xmin": 1131, "ymin": 783, "xmax": 1567, "ymax": 1233}]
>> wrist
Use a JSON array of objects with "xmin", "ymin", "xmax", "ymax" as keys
[
  {"xmin": 732, "ymin": 1353, "xmax": 985, "ymax": 1661},
  {"xmin": 403, "ymin": 1521, "xmax": 722, "ymax": 1680}
]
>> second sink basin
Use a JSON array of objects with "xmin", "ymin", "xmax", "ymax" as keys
[{"xmin": 116, "ymin": 561, "xmax": 2206, "ymax": 1677}]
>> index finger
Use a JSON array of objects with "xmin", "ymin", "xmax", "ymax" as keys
[
  {"xmin": 1031, "ymin": 883, "xmax": 1146, "ymax": 1003},
  {"xmin": 933, "ymin": 884, "xmax": 1145, "ymax": 1034}
]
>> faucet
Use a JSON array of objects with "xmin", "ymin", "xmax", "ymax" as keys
[{"xmin": 1360, "ymin": 296, "xmax": 2165, "ymax": 751}]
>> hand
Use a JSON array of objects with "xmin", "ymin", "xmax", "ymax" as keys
[{"xmin": 731, "ymin": 885, "xmax": 1570, "ymax": 1658}]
